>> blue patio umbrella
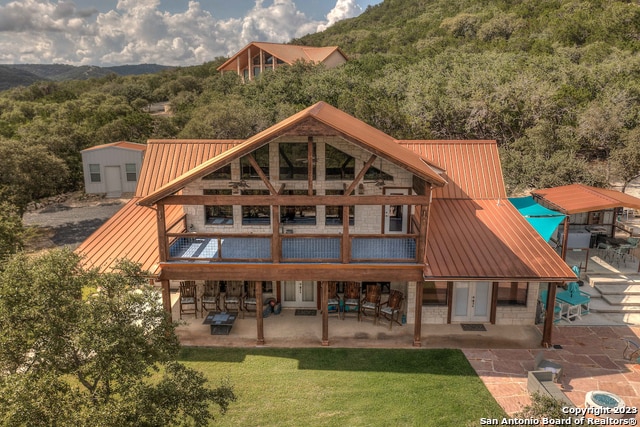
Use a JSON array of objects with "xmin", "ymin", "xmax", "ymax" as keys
[{"xmin": 509, "ymin": 196, "xmax": 566, "ymax": 242}]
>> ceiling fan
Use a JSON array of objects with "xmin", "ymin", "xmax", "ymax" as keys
[{"xmin": 228, "ymin": 180, "xmax": 249, "ymax": 189}]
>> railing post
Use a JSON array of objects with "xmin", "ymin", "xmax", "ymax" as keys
[
  {"xmin": 342, "ymin": 205, "xmax": 350, "ymax": 263},
  {"xmin": 272, "ymin": 205, "xmax": 280, "ymax": 263}
]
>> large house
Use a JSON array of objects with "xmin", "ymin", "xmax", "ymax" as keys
[
  {"xmin": 76, "ymin": 102, "xmax": 575, "ymax": 347},
  {"xmin": 217, "ymin": 42, "xmax": 348, "ymax": 82}
]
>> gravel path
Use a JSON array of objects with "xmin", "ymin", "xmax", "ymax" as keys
[{"xmin": 23, "ymin": 197, "xmax": 127, "ymax": 249}]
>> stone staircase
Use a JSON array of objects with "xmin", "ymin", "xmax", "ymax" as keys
[{"xmin": 584, "ymin": 273, "xmax": 640, "ymax": 324}]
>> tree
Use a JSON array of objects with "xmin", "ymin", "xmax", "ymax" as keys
[
  {"xmin": 0, "ymin": 202, "xmax": 23, "ymax": 264},
  {"xmin": 610, "ymin": 127, "xmax": 640, "ymax": 193},
  {"xmin": 0, "ymin": 249, "xmax": 235, "ymax": 426}
]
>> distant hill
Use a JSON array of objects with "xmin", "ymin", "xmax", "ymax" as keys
[{"xmin": 0, "ymin": 63, "xmax": 173, "ymax": 91}]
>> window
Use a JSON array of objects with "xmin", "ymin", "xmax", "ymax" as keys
[
  {"xmin": 364, "ymin": 165, "xmax": 393, "ymax": 182},
  {"xmin": 496, "ymin": 282, "xmax": 528, "ymax": 306},
  {"xmin": 279, "ymin": 143, "xmax": 315, "ymax": 180},
  {"xmin": 89, "ymin": 164, "xmax": 101, "ymax": 182},
  {"xmin": 240, "ymin": 145, "xmax": 270, "ymax": 180},
  {"xmin": 325, "ymin": 189, "xmax": 354, "ymax": 226},
  {"xmin": 281, "ymin": 189, "xmax": 316, "ymax": 225},
  {"xmin": 204, "ymin": 189, "xmax": 233, "ymax": 225},
  {"xmin": 423, "ymin": 281, "xmax": 448, "ymax": 305},
  {"xmin": 125, "ymin": 163, "xmax": 137, "ymax": 182},
  {"xmin": 203, "ymin": 164, "xmax": 232, "ymax": 180},
  {"xmin": 242, "ymin": 190, "xmax": 271, "ymax": 225},
  {"xmin": 325, "ymin": 145, "xmax": 355, "ymax": 180}
]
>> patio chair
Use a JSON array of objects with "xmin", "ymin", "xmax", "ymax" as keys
[
  {"xmin": 533, "ymin": 351, "xmax": 563, "ymax": 383},
  {"xmin": 378, "ymin": 289, "xmax": 403, "ymax": 330},
  {"xmin": 539, "ymin": 289, "xmax": 563, "ymax": 324},
  {"xmin": 223, "ymin": 281, "xmax": 245, "ymax": 315},
  {"xmin": 179, "ymin": 281, "xmax": 198, "ymax": 319},
  {"xmin": 342, "ymin": 281, "xmax": 361, "ymax": 320},
  {"xmin": 621, "ymin": 338, "xmax": 640, "ymax": 364},
  {"xmin": 359, "ymin": 284, "xmax": 381, "ymax": 324},
  {"xmin": 201, "ymin": 280, "xmax": 221, "ymax": 314},
  {"xmin": 325, "ymin": 281, "xmax": 341, "ymax": 318},
  {"xmin": 243, "ymin": 281, "xmax": 262, "ymax": 317},
  {"xmin": 556, "ymin": 277, "xmax": 590, "ymax": 321}
]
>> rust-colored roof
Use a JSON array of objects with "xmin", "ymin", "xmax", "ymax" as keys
[
  {"xmin": 217, "ymin": 42, "xmax": 347, "ymax": 72},
  {"xmin": 136, "ymin": 140, "xmax": 242, "ymax": 197},
  {"xmin": 425, "ymin": 199, "xmax": 575, "ymax": 280},
  {"xmin": 138, "ymin": 102, "xmax": 446, "ymax": 206},
  {"xmin": 76, "ymin": 199, "xmax": 183, "ymax": 276},
  {"xmin": 81, "ymin": 141, "xmax": 146, "ymax": 152},
  {"xmin": 400, "ymin": 140, "xmax": 506, "ymax": 199},
  {"xmin": 532, "ymin": 184, "xmax": 640, "ymax": 214}
]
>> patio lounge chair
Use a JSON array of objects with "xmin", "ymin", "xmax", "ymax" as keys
[
  {"xmin": 533, "ymin": 351, "xmax": 563, "ymax": 383},
  {"xmin": 201, "ymin": 280, "xmax": 221, "ymax": 314},
  {"xmin": 179, "ymin": 281, "xmax": 198, "ymax": 319},
  {"xmin": 622, "ymin": 338, "xmax": 640, "ymax": 364},
  {"xmin": 343, "ymin": 281, "xmax": 360, "ymax": 320},
  {"xmin": 360, "ymin": 284, "xmax": 381, "ymax": 324},
  {"xmin": 378, "ymin": 289, "xmax": 403, "ymax": 330}
]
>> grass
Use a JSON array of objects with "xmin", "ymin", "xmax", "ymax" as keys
[{"xmin": 179, "ymin": 347, "xmax": 506, "ymax": 426}]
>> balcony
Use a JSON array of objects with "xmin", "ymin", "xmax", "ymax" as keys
[{"xmin": 167, "ymin": 233, "xmax": 417, "ymax": 263}]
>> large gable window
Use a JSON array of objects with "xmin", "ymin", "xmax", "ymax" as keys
[
  {"xmin": 279, "ymin": 143, "xmax": 315, "ymax": 180},
  {"xmin": 203, "ymin": 164, "xmax": 232, "ymax": 180},
  {"xmin": 242, "ymin": 190, "xmax": 271, "ymax": 225},
  {"xmin": 241, "ymin": 145, "xmax": 270, "ymax": 180},
  {"xmin": 325, "ymin": 190, "xmax": 354, "ymax": 226},
  {"xmin": 282, "ymin": 189, "xmax": 316, "ymax": 225},
  {"xmin": 364, "ymin": 165, "xmax": 393, "ymax": 182},
  {"xmin": 325, "ymin": 145, "xmax": 355, "ymax": 180},
  {"xmin": 204, "ymin": 189, "xmax": 233, "ymax": 225}
]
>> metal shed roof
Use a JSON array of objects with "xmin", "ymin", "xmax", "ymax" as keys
[{"xmin": 532, "ymin": 183, "xmax": 640, "ymax": 214}]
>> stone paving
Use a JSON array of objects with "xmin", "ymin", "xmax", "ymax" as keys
[{"xmin": 464, "ymin": 325, "xmax": 640, "ymax": 421}]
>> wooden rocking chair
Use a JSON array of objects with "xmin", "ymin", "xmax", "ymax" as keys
[
  {"xmin": 223, "ymin": 281, "xmax": 245, "ymax": 315},
  {"xmin": 201, "ymin": 280, "xmax": 221, "ymax": 314},
  {"xmin": 179, "ymin": 281, "xmax": 198, "ymax": 319},
  {"xmin": 326, "ymin": 281, "xmax": 341, "ymax": 318},
  {"xmin": 343, "ymin": 282, "xmax": 361, "ymax": 320},
  {"xmin": 378, "ymin": 289, "xmax": 403, "ymax": 329},
  {"xmin": 360, "ymin": 284, "xmax": 381, "ymax": 324}
]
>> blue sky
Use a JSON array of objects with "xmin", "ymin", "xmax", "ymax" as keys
[{"xmin": 0, "ymin": 0, "xmax": 382, "ymax": 66}]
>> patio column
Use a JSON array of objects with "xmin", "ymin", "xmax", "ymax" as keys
[
  {"xmin": 321, "ymin": 281, "xmax": 329, "ymax": 346},
  {"xmin": 541, "ymin": 282, "xmax": 559, "ymax": 347},
  {"xmin": 413, "ymin": 281, "xmax": 423, "ymax": 347},
  {"xmin": 561, "ymin": 216, "xmax": 570, "ymax": 260},
  {"xmin": 256, "ymin": 281, "xmax": 265, "ymax": 345},
  {"xmin": 160, "ymin": 279, "xmax": 172, "ymax": 322}
]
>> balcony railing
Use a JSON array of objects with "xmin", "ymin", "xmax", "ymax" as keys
[{"xmin": 166, "ymin": 232, "xmax": 418, "ymax": 263}]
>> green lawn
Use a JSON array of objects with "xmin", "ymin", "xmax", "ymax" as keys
[{"xmin": 179, "ymin": 347, "xmax": 506, "ymax": 426}]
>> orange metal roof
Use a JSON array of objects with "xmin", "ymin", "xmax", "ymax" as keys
[
  {"xmin": 136, "ymin": 140, "xmax": 242, "ymax": 197},
  {"xmin": 425, "ymin": 199, "xmax": 575, "ymax": 280},
  {"xmin": 532, "ymin": 184, "xmax": 640, "ymax": 214},
  {"xmin": 400, "ymin": 140, "xmax": 506, "ymax": 200},
  {"xmin": 138, "ymin": 102, "xmax": 446, "ymax": 206},
  {"xmin": 81, "ymin": 141, "xmax": 146, "ymax": 152},
  {"xmin": 217, "ymin": 42, "xmax": 347, "ymax": 72},
  {"xmin": 76, "ymin": 199, "xmax": 183, "ymax": 275}
]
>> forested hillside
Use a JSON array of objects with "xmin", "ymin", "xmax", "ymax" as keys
[{"xmin": 1, "ymin": 0, "xmax": 640, "ymax": 221}]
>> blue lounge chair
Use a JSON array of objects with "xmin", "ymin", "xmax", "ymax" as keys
[{"xmin": 539, "ymin": 289, "xmax": 563, "ymax": 323}]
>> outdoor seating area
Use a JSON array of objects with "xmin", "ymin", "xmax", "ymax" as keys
[
  {"xmin": 539, "ymin": 266, "xmax": 591, "ymax": 323},
  {"xmin": 596, "ymin": 236, "xmax": 639, "ymax": 267}
]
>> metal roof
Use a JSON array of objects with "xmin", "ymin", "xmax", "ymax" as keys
[
  {"xmin": 532, "ymin": 183, "xmax": 640, "ymax": 214},
  {"xmin": 217, "ymin": 42, "xmax": 347, "ymax": 72},
  {"xmin": 76, "ymin": 199, "xmax": 183, "ymax": 275},
  {"xmin": 138, "ymin": 102, "xmax": 446, "ymax": 206},
  {"xmin": 425, "ymin": 199, "xmax": 575, "ymax": 281},
  {"xmin": 81, "ymin": 141, "xmax": 146, "ymax": 152}
]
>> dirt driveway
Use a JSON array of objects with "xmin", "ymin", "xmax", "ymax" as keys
[{"xmin": 23, "ymin": 192, "xmax": 127, "ymax": 251}]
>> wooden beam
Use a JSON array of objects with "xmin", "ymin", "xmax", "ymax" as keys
[
  {"xmin": 321, "ymin": 281, "xmax": 329, "ymax": 346},
  {"xmin": 247, "ymin": 154, "xmax": 276, "ymax": 195},
  {"xmin": 158, "ymin": 263, "xmax": 425, "ymax": 282},
  {"xmin": 413, "ymin": 281, "xmax": 423, "ymax": 347},
  {"xmin": 255, "ymin": 281, "xmax": 265, "ymax": 345},
  {"xmin": 159, "ymin": 194, "xmax": 432, "ymax": 206},
  {"xmin": 161, "ymin": 280, "xmax": 172, "ymax": 321},
  {"xmin": 156, "ymin": 206, "xmax": 168, "ymax": 263},
  {"xmin": 344, "ymin": 154, "xmax": 377, "ymax": 196},
  {"xmin": 272, "ymin": 205, "xmax": 280, "ymax": 263},
  {"xmin": 342, "ymin": 206, "xmax": 350, "ymax": 264},
  {"xmin": 277, "ymin": 183, "xmax": 286, "ymax": 195},
  {"xmin": 561, "ymin": 217, "xmax": 570, "ymax": 260},
  {"xmin": 308, "ymin": 137, "xmax": 314, "ymax": 196},
  {"xmin": 490, "ymin": 282, "xmax": 498, "ymax": 325},
  {"xmin": 541, "ymin": 283, "xmax": 559, "ymax": 348}
]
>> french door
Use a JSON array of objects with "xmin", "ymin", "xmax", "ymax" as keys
[
  {"xmin": 384, "ymin": 188, "xmax": 409, "ymax": 234},
  {"xmin": 281, "ymin": 281, "xmax": 316, "ymax": 308},
  {"xmin": 451, "ymin": 282, "xmax": 491, "ymax": 322}
]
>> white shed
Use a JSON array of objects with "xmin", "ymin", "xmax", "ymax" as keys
[{"xmin": 81, "ymin": 141, "xmax": 146, "ymax": 197}]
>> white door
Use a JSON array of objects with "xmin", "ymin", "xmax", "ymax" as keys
[
  {"xmin": 105, "ymin": 166, "xmax": 122, "ymax": 197},
  {"xmin": 451, "ymin": 282, "xmax": 491, "ymax": 322},
  {"xmin": 384, "ymin": 188, "xmax": 409, "ymax": 234},
  {"xmin": 281, "ymin": 281, "xmax": 316, "ymax": 308}
]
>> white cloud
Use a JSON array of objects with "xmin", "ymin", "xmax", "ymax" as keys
[{"xmin": 0, "ymin": 0, "xmax": 364, "ymax": 66}]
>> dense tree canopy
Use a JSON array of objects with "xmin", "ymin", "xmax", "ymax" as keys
[
  {"xmin": 0, "ymin": 250, "xmax": 235, "ymax": 426},
  {"xmin": 0, "ymin": 0, "xmax": 639, "ymax": 196}
]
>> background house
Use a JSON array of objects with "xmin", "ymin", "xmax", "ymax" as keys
[
  {"xmin": 81, "ymin": 141, "xmax": 146, "ymax": 197},
  {"xmin": 217, "ymin": 42, "xmax": 347, "ymax": 82}
]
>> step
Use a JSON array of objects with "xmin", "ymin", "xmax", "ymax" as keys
[
  {"xmin": 594, "ymin": 283, "xmax": 640, "ymax": 296},
  {"xmin": 602, "ymin": 294, "xmax": 640, "ymax": 306},
  {"xmin": 589, "ymin": 299, "xmax": 640, "ymax": 313}
]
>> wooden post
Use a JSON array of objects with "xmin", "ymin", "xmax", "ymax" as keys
[
  {"xmin": 256, "ymin": 281, "xmax": 265, "ymax": 345},
  {"xmin": 156, "ymin": 205, "xmax": 168, "ymax": 263},
  {"xmin": 541, "ymin": 282, "xmax": 559, "ymax": 348},
  {"xmin": 561, "ymin": 216, "xmax": 570, "ymax": 261},
  {"xmin": 307, "ymin": 137, "xmax": 314, "ymax": 196},
  {"xmin": 161, "ymin": 280, "xmax": 172, "ymax": 321},
  {"xmin": 272, "ymin": 205, "xmax": 280, "ymax": 263},
  {"xmin": 342, "ymin": 204, "xmax": 350, "ymax": 263},
  {"xmin": 321, "ymin": 281, "xmax": 329, "ymax": 346},
  {"xmin": 413, "ymin": 281, "xmax": 423, "ymax": 347}
]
